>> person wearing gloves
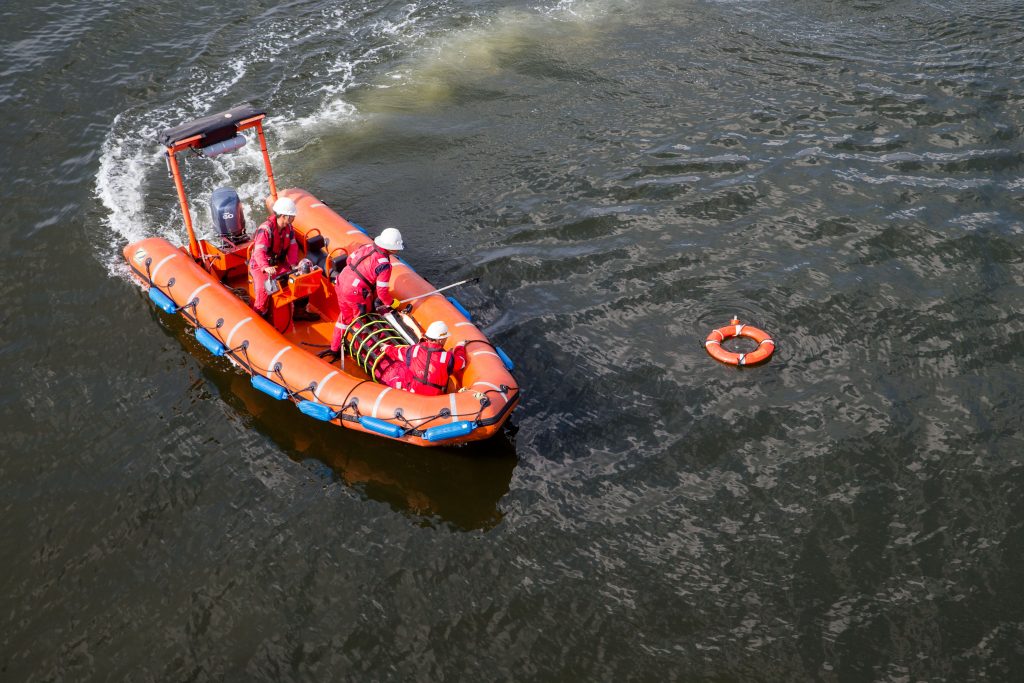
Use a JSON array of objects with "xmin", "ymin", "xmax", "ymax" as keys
[
  {"xmin": 319, "ymin": 227, "xmax": 404, "ymax": 361},
  {"xmin": 372, "ymin": 321, "xmax": 467, "ymax": 395},
  {"xmin": 248, "ymin": 196, "xmax": 302, "ymax": 318}
]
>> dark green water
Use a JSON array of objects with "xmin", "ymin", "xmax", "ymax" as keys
[{"xmin": 3, "ymin": 0, "xmax": 1024, "ymax": 679}]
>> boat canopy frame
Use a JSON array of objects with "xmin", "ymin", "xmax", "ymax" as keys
[{"xmin": 159, "ymin": 103, "xmax": 278, "ymax": 261}]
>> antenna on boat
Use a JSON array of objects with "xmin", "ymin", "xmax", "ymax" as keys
[{"xmin": 394, "ymin": 277, "xmax": 481, "ymax": 305}]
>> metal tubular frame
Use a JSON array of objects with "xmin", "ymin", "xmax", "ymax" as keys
[{"xmin": 163, "ymin": 114, "xmax": 277, "ymax": 265}]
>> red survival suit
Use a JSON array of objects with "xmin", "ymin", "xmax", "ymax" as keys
[
  {"xmin": 375, "ymin": 339, "xmax": 467, "ymax": 396},
  {"xmin": 329, "ymin": 242, "xmax": 395, "ymax": 354},
  {"xmin": 249, "ymin": 215, "xmax": 299, "ymax": 315}
]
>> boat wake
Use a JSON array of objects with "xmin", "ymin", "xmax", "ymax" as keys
[{"xmin": 93, "ymin": 0, "xmax": 608, "ymax": 278}]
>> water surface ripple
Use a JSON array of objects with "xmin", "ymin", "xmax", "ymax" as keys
[{"xmin": 2, "ymin": 0, "xmax": 1023, "ymax": 680}]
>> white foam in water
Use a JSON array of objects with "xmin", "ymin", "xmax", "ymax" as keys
[
  {"xmin": 95, "ymin": 0, "xmax": 604, "ymax": 278},
  {"xmin": 94, "ymin": 4, "xmax": 430, "ymax": 275}
]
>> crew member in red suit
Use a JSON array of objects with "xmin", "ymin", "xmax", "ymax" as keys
[
  {"xmin": 373, "ymin": 321, "xmax": 467, "ymax": 395},
  {"xmin": 318, "ymin": 227, "xmax": 404, "ymax": 361},
  {"xmin": 249, "ymin": 197, "xmax": 301, "ymax": 318}
]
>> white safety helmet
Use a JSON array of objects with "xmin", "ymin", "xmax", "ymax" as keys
[
  {"xmin": 272, "ymin": 197, "xmax": 298, "ymax": 216},
  {"xmin": 374, "ymin": 227, "xmax": 404, "ymax": 251},
  {"xmin": 425, "ymin": 321, "xmax": 449, "ymax": 341}
]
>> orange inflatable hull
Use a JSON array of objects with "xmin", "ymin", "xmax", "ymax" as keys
[{"xmin": 123, "ymin": 188, "xmax": 519, "ymax": 447}]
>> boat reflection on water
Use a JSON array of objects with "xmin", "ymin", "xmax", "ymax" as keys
[{"xmin": 211, "ymin": 367, "xmax": 518, "ymax": 531}]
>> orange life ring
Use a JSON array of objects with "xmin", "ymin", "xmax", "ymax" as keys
[{"xmin": 705, "ymin": 317, "xmax": 775, "ymax": 366}]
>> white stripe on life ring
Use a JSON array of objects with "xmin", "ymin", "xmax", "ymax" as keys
[
  {"xmin": 226, "ymin": 316, "xmax": 253, "ymax": 348},
  {"xmin": 311, "ymin": 203, "xmax": 324, "ymax": 208},
  {"xmin": 346, "ymin": 230, "xmax": 363, "ymax": 235},
  {"xmin": 371, "ymin": 387, "xmax": 392, "ymax": 418},
  {"xmin": 454, "ymin": 322, "xmax": 474, "ymax": 327},
  {"xmin": 471, "ymin": 350, "xmax": 501, "ymax": 361},
  {"xmin": 267, "ymin": 345, "xmax": 292, "ymax": 378},
  {"xmin": 150, "ymin": 253, "xmax": 177, "ymax": 282},
  {"xmin": 450, "ymin": 393, "xmax": 458, "ymax": 423},
  {"xmin": 185, "ymin": 283, "xmax": 211, "ymax": 307},
  {"xmin": 314, "ymin": 370, "xmax": 338, "ymax": 400}
]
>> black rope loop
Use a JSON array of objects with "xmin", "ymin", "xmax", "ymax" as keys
[{"xmin": 340, "ymin": 383, "xmax": 370, "ymax": 416}]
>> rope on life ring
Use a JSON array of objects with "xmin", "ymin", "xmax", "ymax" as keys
[{"xmin": 705, "ymin": 317, "xmax": 775, "ymax": 366}]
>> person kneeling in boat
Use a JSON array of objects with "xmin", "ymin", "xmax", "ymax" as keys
[
  {"xmin": 249, "ymin": 197, "xmax": 313, "ymax": 320},
  {"xmin": 374, "ymin": 321, "xmax": 467, "ymax": 395},
  {"xmin": 318, "ymin": 227, "xmax": 404, "ymax": 362}
]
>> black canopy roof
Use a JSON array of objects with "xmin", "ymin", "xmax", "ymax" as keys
[{"xmin": 158, "ymin": 103, "xmax": 265, "ymax": 148}]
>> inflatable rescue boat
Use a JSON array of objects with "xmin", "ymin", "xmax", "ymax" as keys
[{"xmin": 122, "ymin": 104, "xmax": 519, "ymax": 447}]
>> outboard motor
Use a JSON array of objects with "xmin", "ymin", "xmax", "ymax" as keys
[{"xmin": 210, "ymin": 187, "xmax": 246, "ymax": 245}]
